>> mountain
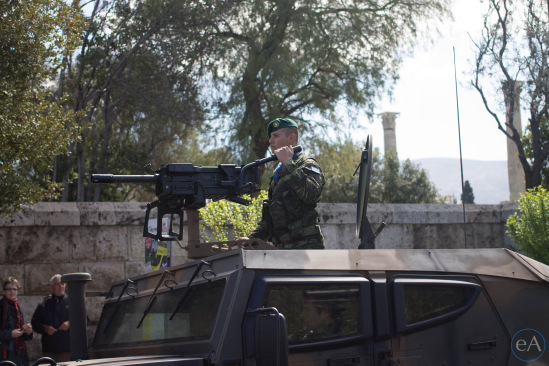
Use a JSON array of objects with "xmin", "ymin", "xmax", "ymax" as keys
[{"xmin": 412, "ymin": 158, "xmax": 509, "ymax": 204}]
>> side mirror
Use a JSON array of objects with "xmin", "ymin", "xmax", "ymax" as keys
[
  {"xmin": 356, "ymin": 135, "xmax": 385, "ymax": 249},
  {"xmin": 244, "ymin": 307, "xmax": 289, "ymax": 366}
]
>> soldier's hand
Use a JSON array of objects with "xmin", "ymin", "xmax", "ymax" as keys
[
  {"xmin": 59, "ymin": 320, "xmax": 69, "ymax": 331},
  {"xmin": 237, "ymin": 237, "xmax": 250, "ymax": 247},
  {"xmin": 273, "ymin": 146, "xmax": 294, "ymax": 164},
  {"xmin": 44, "ymin": 325, "xmax": 57, "ymax": 335}
]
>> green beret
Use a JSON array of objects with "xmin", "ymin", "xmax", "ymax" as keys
[{"xmin": 268, "ymin": 118, "xmax": 298, "ymax": 137}]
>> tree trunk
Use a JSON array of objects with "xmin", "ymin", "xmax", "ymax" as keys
[
  {"xmin": 77, "ymin": 140, "xmax": 86, "ymax": 201},
  {"xmin": 93, "ymin": 93, "xmax": 114, "ymax": 202},
  {"xmin": 240, "ymin": 0, "xmax": 294, "ymax": 161}
]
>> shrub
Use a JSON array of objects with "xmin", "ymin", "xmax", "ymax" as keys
[
  {"xmin": 507, "ymin": 187, "xmax": 549, "ymax": 264},
  {"xmin": 199, "ymin": 191, "xmax": 268, "ymax": 242}
]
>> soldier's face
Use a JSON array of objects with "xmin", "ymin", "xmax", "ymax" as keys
[{"xmin": 269, "ymin": 129, "xmax": 295, "ymax": 152}]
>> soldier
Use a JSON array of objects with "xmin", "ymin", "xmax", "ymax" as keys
[{"xmin": 241, "ymin": 118, "xmax": 325, "ymax": 249}]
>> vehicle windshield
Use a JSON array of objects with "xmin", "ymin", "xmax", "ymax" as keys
[{"xmin": 93, "ymin": 279, "xmax": 225, "ymax": 348}]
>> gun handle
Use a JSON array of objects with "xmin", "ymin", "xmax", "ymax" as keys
[
  {"xmin": 144, "ymin": 201, "xmax": 184, "ymax": 241},
  {"xmin": 258, "ymin": 145, "xmax": 302, "ymax": 165},
  {"xmin": 238, "ymin": 146, "xmax": 302, "ymax": 192},
  {"xmin": 168, "ymin": 213, "xmax": 183, "ymax": 239}
]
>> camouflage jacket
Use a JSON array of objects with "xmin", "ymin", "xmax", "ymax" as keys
[{"xmin": 249, "ymin": 152, "xmax": 325, "ymax": 249}]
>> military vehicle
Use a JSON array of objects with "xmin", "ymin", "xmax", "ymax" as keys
[
  {"xmin": 58, "ymin": 246, "xmax": 548, "ymax": 366},
  {"xmin": 24, "ymin": 137, "xmax": 548, "ymax": 366}
]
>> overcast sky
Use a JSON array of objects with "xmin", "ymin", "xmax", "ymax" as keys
[{"xmin": 354, "ymin": 0, "xmax": 514, "ymax": 162}]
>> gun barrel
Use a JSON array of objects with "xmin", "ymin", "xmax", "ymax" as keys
[{"xmin": 91, "ymin": 174, "xmax": 157, "ymax": 184}]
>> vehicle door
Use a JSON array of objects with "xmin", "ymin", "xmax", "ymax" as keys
[
  {"xmin": 375, "ymin": 274, "xmax": 509, "ymax": 366},
  {"xmin": 247, "ymin": 275, "xmax": 374, "ymax": 366}
]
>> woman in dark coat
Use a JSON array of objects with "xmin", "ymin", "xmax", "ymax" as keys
[{"xmin": 0, "ymin": 276, "xmax": 33, "ymax": 366}]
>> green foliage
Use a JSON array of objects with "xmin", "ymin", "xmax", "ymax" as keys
[
  {"xmin": 53, "ymin": 0, "xmax": 216, "ymax": 202},
  {"xmin": 370, "ymin": 152, "xmax": 440, "ymax": 204},
  {"xmin": 461, "ymin": 180, "xmax": 475, "ymax": 204},
  {"xmin": 40, "ymin": 0, "xmax": 451, "ymax": 202},
  {"xmin": 309, "ymin": 136, "xmax": 365, "ymax": 203},
  {"xmin": 507, "ymin": 187, "xmax": 549, "ymax": 265},
  {"xmin": 199, "ymin": 191, "xmax": 268, "ymax": 242},
  {"xmin": 0, "ymin": 0, "xmax": 83, "ymax": 213},
  {"xmin": 10, "ymin": 0, "xmax": 450, "ymax": 204},
  {"xmin": 310, "ymin": 137, "xmax": 440, "ymax": 203}
]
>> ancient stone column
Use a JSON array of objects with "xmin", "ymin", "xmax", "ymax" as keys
[
  {"xmin": 502, "ymin": 81, "xmax": 526, "ymax": 201},
  {"xmin": 380, "ymin": 112, "xmax": 399, "ymax": 156}
]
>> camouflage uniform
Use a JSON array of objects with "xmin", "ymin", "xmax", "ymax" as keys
[{"xmin": 249, "ymin": 151, "xmax": 325, "ymax": 249}]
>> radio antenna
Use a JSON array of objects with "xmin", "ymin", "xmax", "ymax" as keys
[{"xmin": 454, "ymin": 47, "xmax": 468, "ymax": 248}]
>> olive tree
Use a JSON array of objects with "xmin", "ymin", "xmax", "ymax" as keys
[
  {"xmin": 203, "ymin": 0, "xmax": 450, "ymax": 161},
  {"xmin": 0, "ymin": 0, "xmax": 82, "ymax": 213}
]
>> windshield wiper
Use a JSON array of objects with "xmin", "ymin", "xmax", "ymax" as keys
[
  {"xmin": 103, "ymin": 279, "xmax": 137, "ymax": 333},
  {"xmin": 137, "ymin": 270, "xmax": 174, "ymax": 329},
  {"xmin": 169, "ymin": 260, "xmax": 212, "ymax": 320}
]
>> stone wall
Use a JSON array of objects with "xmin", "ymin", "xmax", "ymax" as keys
[{"xmin": 0, "ymin": 202, "xmax": 518, "ymax": 362}]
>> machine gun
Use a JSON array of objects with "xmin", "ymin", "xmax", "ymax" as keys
[{"xmin": 91, "ymin": 146, "xmax": 302, "ymax": 242}]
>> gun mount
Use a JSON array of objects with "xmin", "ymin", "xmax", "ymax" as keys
[{"xmin": 91, "ymin": 146, "xmax": 302, "ymax": 244}]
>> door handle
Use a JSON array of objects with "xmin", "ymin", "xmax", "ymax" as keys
[
  {"xmin": 468, "ymin": 340, "xmax": 497, "ymax": 350},
  {"xmin": 328, "ymin": 356, "xmax": 361, "ymax": 366}
]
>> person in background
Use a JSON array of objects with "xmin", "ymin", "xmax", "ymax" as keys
[
  {"xmin": 0, "ymin": 276, "xmax": 33, "ymax": 366},
  {"xmin": 31, "ymin": 274, "xmax": 70, "ymax": 362}
]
